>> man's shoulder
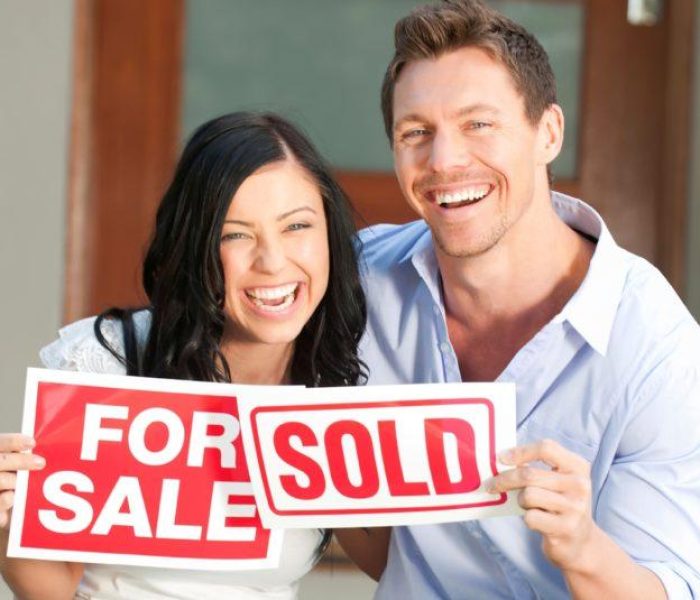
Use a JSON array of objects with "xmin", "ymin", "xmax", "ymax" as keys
[
  {"xmin": 613, "ymin": 249, "xmax": 700, "ymax": 362},
  {"xmin": 619, "ymin": 250, "xmax": 694, "ymax": 324},
  {"xmin": 357, "ymin": 220, "xmax": 430, "ymax": 270}
]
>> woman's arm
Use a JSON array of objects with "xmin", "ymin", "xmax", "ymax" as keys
[
  {"xmin": 0, "ymin": 544, "xmax": 84, "ymax": 600},
  {"xmin": 333, "ymin": 527, "xmax": 391, "ymax": 581},
  {"xmin": 0, "ymin": 433, "xmax": 84, "ymax": 600}
]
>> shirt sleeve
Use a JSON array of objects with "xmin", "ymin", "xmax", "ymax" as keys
[
  {"xmin": 595, "ymin": 348, "xmax": 700, "ymax": 599},
  {"xmin": 39, "ymin": 315, "xmax": 125, "ymax": 374}
]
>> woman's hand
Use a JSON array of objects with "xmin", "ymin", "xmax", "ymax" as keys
[{"xmin": 0, "ymin": 433, "xmax": 45, "ymax": 530}]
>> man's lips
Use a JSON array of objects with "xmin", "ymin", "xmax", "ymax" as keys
[{"xmin": 422, "ymin": 183, "xmax": 495, "ymax": 209}]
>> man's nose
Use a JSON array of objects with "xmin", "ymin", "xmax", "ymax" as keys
[
  {"xmin": 254, "ymin": 236, "xmax": 286, "ymax": 274},
  {"xmin": 428, "ymin": 129, "xmax": 469, "ymax": 173}
]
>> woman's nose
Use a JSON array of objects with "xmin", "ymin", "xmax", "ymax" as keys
[{"xmin": 253, "ymin": 236, "xmax": 286, "ymax": 274}]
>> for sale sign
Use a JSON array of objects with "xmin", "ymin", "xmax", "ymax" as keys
[
  {"xmin": 238, "ymin": 383, "xmax": 520, "ymax": 528},
  {"xmin": 8, "ymin": 369, "xmax": 283, "ymax": 570}
]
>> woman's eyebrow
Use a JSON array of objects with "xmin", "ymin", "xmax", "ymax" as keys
[
  {"xmin": 223, "ymin": 219, "xmax": 253, "ymax": 226},
  {"xmin": 276, "ymin": 206, "xmax": 317, "ymax": 221},
  {"xmin": 223, "ymin": 206, "xmax": 317, "ymax": 227}
]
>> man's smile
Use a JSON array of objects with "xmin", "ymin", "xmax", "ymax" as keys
[{"xmin": 431, "ymin": 184, "xmax": 494, "ymax": 209}]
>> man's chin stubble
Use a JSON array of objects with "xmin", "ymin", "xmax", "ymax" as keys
[{"xmin": 432, "ymin": 216, "xmax": 508, "ymax": 259}]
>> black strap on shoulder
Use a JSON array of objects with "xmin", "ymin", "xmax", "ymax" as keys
[{"xmin": 94, "ymin": 308, "xmax": 142, "ymax": 376}]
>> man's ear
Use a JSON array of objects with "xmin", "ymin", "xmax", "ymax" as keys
[{"xmin": 537, "ymin": 104, "xmax": 564, "ymax": 166}]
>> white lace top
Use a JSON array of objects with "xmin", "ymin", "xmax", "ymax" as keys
[{"xmin": 39, "ymin": 314, "xmax": 324, "ymax": 600}]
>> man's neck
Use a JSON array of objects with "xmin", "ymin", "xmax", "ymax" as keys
[{"xmin": 438, "ymin": 199, "xmax": 595, "ymax": 381}]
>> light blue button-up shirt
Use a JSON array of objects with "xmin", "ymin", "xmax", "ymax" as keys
[{"xmin": 359, "ymin": 193, "xmax": 700, "ymax": 599}]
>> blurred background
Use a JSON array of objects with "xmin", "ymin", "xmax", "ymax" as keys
[{"xmin": 1, "ymin": 0, "xmax": 698, "ymax": 598}]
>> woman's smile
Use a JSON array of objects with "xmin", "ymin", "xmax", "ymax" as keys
[
  {"xmin": 220, "ymin": 158, "xmax": 329, "ymax": 347},
  {"xmin": 242, "ymin": 281, "xmax": 305, "ymax": 315}
]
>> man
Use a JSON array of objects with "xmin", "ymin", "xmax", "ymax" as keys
[{"xmin": 358, "ymin": 0, "xmax": 700, "ymax": 597}]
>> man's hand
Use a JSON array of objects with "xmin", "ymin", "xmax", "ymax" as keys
[
  {"xmin": 0, "ymin": 433, "xmax": 45, "ymax": 530},
  {"xmin": 485, "ymin": 439, "xmax": 596, "ymax": 572}
]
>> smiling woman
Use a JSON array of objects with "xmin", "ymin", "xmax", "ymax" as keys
[
  {"xmin": 0, "ymin": 112, "xmax": 368, "ymax": 600},
  {"xmin": 219, "ymin": 160, "xmax": 330, "ymax": 377}
]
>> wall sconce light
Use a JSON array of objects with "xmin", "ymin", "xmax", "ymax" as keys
[{"xmin": 627, "ymin": 0, "xmax": 664, "ymax": 26}]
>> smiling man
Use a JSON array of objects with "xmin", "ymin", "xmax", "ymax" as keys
[{"xmin": 357, "ymin": 1, "xmax": 700, "ymax": 598}]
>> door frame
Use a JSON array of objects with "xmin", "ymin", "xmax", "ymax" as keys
[{"xmin": 64, "ymin": 0, "xmax": 696, "ymax": 321}]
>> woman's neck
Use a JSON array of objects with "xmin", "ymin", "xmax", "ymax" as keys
[{"xmin": 219, "ymin": 339, "xmax": 294, "ymax": 385}]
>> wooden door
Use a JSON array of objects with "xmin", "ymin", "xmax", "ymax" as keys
[
  {"xmin": 64, "ymin": 0, "xmax": 695, "ymax": 321},
  {"xmin": 337, "ymin": 0, "xmax": 695, "ymax": 288}
]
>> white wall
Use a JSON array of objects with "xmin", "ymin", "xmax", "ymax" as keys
[
  {"xmin": 687, "ymin": 0, "xmax": 700, "ymax": 318},
  {"xmin": 0, "ymin": 0, "xmax": 72, "ymax": 423},
  {"xmin": 0, "ymin": 0, "xmax": 73, "ymax": 597}
]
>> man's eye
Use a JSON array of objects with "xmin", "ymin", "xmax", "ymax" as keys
[
  {"xmin": 469, "ymin": 121, "xmax": 491, "ymax": 130},
  {"xmin": 402, "ymin": 128, "xmax": 429, "ymax": 140}
]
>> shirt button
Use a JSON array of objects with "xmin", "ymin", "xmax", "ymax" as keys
[{"xmin": 439, "ymin": 342, "xmax": 451, "ymax": 354}]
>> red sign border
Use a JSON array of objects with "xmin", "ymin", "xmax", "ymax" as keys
[{"xmin": 250, "ymin": 398, "xmax": 507, "ymax": 516}]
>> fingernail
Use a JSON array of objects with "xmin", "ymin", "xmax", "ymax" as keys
[
  {"xmin": 483, "ymin": 477, "xmax": 496, "ymax": 493},
  {"xmin": 20, "ymin": 436, "xmax": 35, "ymax": 450},
  {"xmin": 32, "ymin": 455, "xmax": 45, "ymax": 468},
  {"xmin": 498, "ymin": 449, "xmax": 514, "ymax": 463}
]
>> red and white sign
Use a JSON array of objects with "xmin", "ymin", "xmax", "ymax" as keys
[
  {"xmin": 8, "ymin": 368, "xmax": 283, "ymax": 571},
  {"xmin": 238, "ymin": 383, "xmax": 520, "ymax": 528}
]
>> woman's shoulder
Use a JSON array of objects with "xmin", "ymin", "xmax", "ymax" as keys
[{"xmin": 39, "ymin": 310, "xmax": 151, "ymax": 374}]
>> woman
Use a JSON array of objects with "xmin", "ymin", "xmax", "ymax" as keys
[{"xmin": 0, "ymin": 112, "xmax": 377, "ymax": 599}]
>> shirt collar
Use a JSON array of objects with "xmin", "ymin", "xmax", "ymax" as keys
[
  {"xmin": 551, "ymin": 193, "xmax": 627, "ymax": 356},
  {"xmin": 407, "ymin": 192, "xmax": 628, "ymax": 357},
  {"xmin": 408, "ymin": 227, "xmax": 443, "ymax": 308}
]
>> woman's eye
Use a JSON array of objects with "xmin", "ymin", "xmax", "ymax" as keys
[
  {"xmin": 286, "ymin": 222, "xmax": 311, "ymax": 232},
  {"xmin": 221, "ymin": 232, "xmax": 248, "ymax": 242}
]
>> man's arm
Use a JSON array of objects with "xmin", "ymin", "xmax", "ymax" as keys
[{"xmin": 487, "ymin": 440, "xmax": 666, "ymax": 599}]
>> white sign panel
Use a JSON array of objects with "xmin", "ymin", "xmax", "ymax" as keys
[{"xmin": 238, "ymin": 383, "xmax": 521, "ymax": 528}]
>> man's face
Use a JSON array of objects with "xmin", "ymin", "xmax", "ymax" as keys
[{"xmin": 391, "ymin": 46, "xmax": 561, "ymax": 258}]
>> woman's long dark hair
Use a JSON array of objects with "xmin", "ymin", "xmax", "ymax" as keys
[{"xmin": 95, "ymin": 112, "xmax": 367, "ymax": 387}]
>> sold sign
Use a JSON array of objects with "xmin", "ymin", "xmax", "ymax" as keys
[
  {"xmin": 238, "ymin": 384, "xmax": 519, "ymax": 528},
  {"xmin": 9, "ymin": 369, "xmax": 283, "ymax": 571}
]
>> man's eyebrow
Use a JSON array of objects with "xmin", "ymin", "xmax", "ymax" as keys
[
  {"xmin": 393, "ymin": 104, "xmax": 502, "ymax": 132},
  {"xmin": 222, "ymin": 206, "xmax": 317, "ymax": 227},
  {"xmin": 393, "ymin": 113, "xmax": 425, "ymax": 132},
  {"xmin": 454, "ymin": 103, "xmax": 501, "ymax": 118}
]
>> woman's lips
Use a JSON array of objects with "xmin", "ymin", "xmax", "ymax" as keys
[{"xmin": 243, "ymin": 282, "xmax": 303, "ymax": 316}]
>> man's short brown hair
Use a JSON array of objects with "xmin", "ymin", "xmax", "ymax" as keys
[{"xmin": 381, "ymin": 0, "xmax": 557, "ymax": 142}]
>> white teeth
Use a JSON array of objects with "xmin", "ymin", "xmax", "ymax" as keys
[
  {"xmin": 245, "ymin": 283, "xmax": 299, "ymax": 313},
  {"xmin": 246, "ymin": 283, "xmax": 298, "ymax": 300},
  {"xmin": 435, "ymin": 186, "xmax": 490, "ymax": 206},
  {"xmin": 251, "ymin": 292, "xmax": 296, "ymax": 313}
]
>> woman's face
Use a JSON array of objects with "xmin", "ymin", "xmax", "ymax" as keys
[{"xmin": 219, "ymin": 158, "xmax": 330, "ymax": 349}]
